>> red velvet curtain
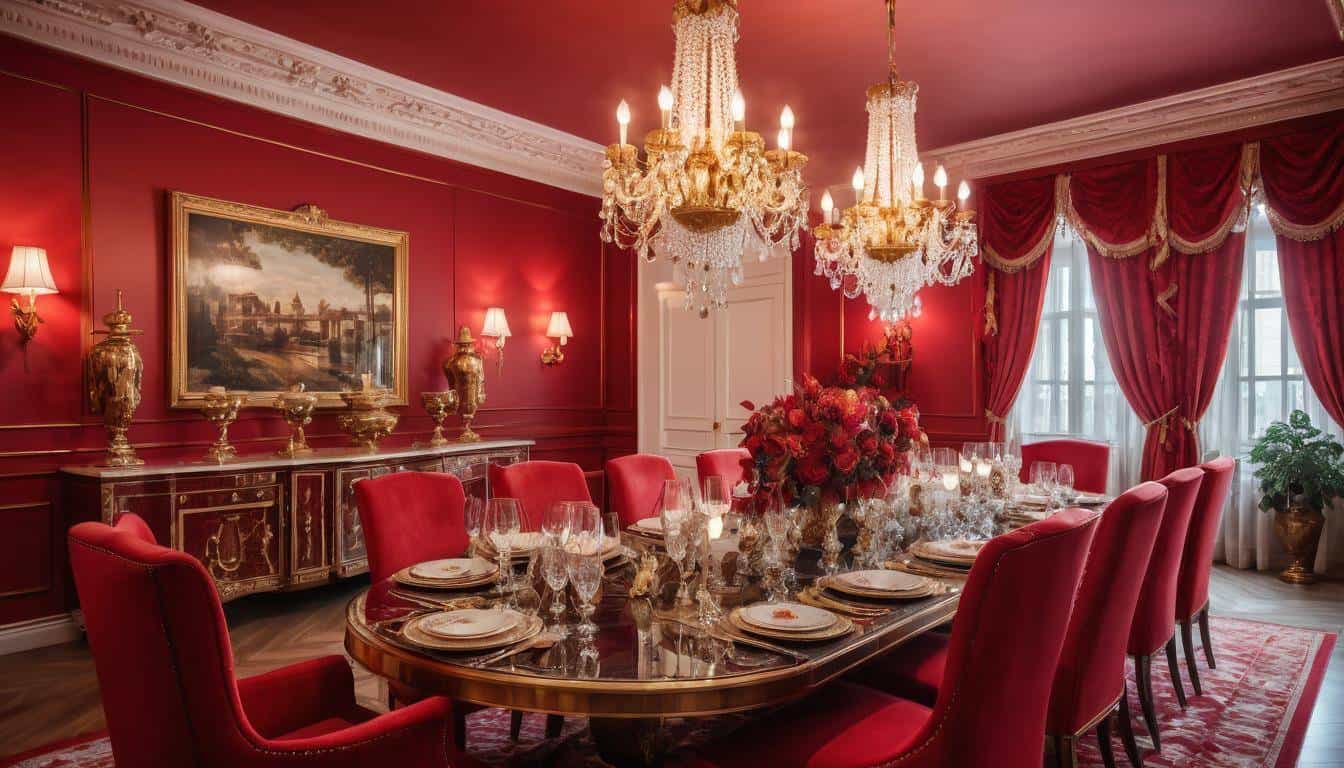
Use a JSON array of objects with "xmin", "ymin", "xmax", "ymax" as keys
[
  {"xmin": 980, "ymin": 175, "xmax": 1057, "ymax": 440},
  {"xmin": 1075, "ymin": 148, "xmax": 1245, "ymax": 480},
  {"xmin": 1261, "ymin": 120, "xmax": 1344, "ymax": 428}
]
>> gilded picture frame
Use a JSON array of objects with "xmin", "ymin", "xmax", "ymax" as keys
[{"xmin": 169, "ymin": 191, "xmax": 409, "ymax": 409}]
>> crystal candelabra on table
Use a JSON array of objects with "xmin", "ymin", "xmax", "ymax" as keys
[
  {"xmin": 599, "ymin": 0, "xmax": 808, "ymax": 318},
  {"xmin": 811, "ymin": 0, "xmax": 977, "ymax": 325}
]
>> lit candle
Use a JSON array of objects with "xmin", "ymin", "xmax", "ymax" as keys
[
  {"xmin": 731, "ymin": 89, "xmax": 746, "ymax": 132},
  {"xmin": 776, "ymin": 127, "xmax": 791, "ymax": 151},
  {"xmin": 778, "ymin": 105, "xmax": 794, "ymax": 151},
  {"xmin": 957, "ymin": 180, "xmax": 972, "ymax": 208},
  {"xmin": 852, "ymin": 166, "xmax": 866, "ymax": 205},
  {"xmin": 657, "ymin": 85, "xmax": 673, "ymax": 131},
  {"xmin": 911, "ymin": 163, "xmax": 925, "ymax": 199},
  {"xmin": 934, "ymin": 165, "xmax": 948, "ymax": 201},
  {"xmin": 616, "ymin": 100, "xmax": 630, "ymax": 146},
  {"xmin": 820, "ymin": 189, "xmax": 835, "ymax": 226}
]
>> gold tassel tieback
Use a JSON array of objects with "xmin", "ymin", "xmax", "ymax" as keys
[{"xmin": 983, "ymin": 270, "xmax": 999, "ymax": 337}]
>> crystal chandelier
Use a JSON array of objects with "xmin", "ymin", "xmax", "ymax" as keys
[
  {"xmin": 600, "ymin": 0, "xmax": 809, "ymax": 318},
  {"xmin": 813, "ymin": 0, "xmax": 977, "ymax": 325}
]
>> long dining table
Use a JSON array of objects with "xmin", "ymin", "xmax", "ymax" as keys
[{"xmin": 344, "ymin": 545, "xmax": 962, "ymax": 767}]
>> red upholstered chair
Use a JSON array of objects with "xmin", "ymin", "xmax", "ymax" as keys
[
  {"xmin": 1021, "ymin": 438, "xmax": 1111, "ymax": 494},
  {"xmin": 606, "ymin": 453, "xmax": 677, "ymax": 528},
  {"xmin": 355, "ymin": 471, "xmax": 468, "ymax": 585},
  {"xmin": 695, "ymin": 448, "xmax": 749, "ymax": 493},
  {"xmin": 1174, "ymin": 456, "xmax": 1236, "ymax": 696},
  {"xmin": 859, "ymin": 486, "xmax": 1169, "ymax": 768},
  {"xmin": 488, "ymin": 460, "xmax": 592, "ymax": 530},
  {"xmin": 692, "ymin": 509, "xmax": 1100, "ymax": 768},
  {"xmin": 68, "ymin": 514, "xmax": 461, "ymax": 768},
  {"xmin": 1127, "ymin": 466, "xmax": 1205, "ymax": 752}
]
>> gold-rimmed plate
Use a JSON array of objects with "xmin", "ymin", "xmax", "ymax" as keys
[
  {"xmin": 728, "ymin": 607, "xmax": 854, "ymax": 643},
  {"xmin": 912, "ymin": 539, "xmax": 985, "ymax": 567},
  {"xmin": 821, "ymin": 571, "xmax": 936, "ymax": 600},
  {"xmin": 408, "ymin": 557, "xmax": 494, "ymax": 581},
  {"xmin": 418, "ymin": 608, "xmax": 516, "ymax": 640},
  {"xmin": 739, "ymin": 601, "xmax": 837, "ymax": 633},
  {"xmin": 402, "ymin": 610, "xmax": 542, "ymax": 652},
  {"xmin": 392, "ymin": 566, "xmax": 498, "ymax": 591}
]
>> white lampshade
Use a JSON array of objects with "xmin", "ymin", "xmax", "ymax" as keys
[
  {"xmin": 545, "ymin": 311, "xmax": 573, "ymax": 343},
  {"xmin": 2, "ymin": 246, "xmax": 58, "ymax": 296},
  {"xmin": 480, "ymin": 307, "xmax": 511, "ymax": 338}
]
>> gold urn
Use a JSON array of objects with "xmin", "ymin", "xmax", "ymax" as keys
[
  {"xmin": 420, "ymin": 390, "xmax": 459, "ymax": 447},
  {"xmin": 86, "ymin": 290, "xmax": 144, "ymax": 467},
  {"xmin": 443, "ymin": 325, "xmax": 486, "ymax": 442},
  {"xmin": 338, "ymin": 388, "xmax": 399, "ymax": 453},
  {"xmin": 200, "ymin": 390, "xmax": 247, "ymax": 462},
  {"xmin": 1274, "ymin": 503, "xmax": 1325, "ymax": 585},
  {"xmin": 274, "ymin": 384, "xmax": 318, "ymax": 457}
]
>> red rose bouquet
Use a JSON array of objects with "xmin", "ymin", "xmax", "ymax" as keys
[{"xmin": 738, "ymin": 373, "xmax": 920, "ymax": 510}]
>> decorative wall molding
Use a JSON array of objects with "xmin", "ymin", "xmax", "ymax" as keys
[
  {"xmin": 925, "ymin": 57, "xmax": 1344, "ymax": 181},
  {"xmin": 0, "ymin": 613, "xmax": 80, "ymax": 655},
  {"xmin": 0, "ymin": 0, "xmax": 605, "ymax": 195}
]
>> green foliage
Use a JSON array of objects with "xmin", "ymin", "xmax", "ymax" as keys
[{"xmin": 1250, "ymin": 410, "xmax": 1344, "ymax": 513}]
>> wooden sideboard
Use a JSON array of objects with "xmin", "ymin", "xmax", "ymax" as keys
[{"xmin": 59, "ymin": 440, "xmax": 531, "ymax": 602}]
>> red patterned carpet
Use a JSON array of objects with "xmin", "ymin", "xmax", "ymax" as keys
[{"xmin": 2, "ymin": 617, "xmax": 1333, "ymax": 768}]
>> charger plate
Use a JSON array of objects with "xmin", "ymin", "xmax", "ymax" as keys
[
  {"xmin": 728, "ymin": 608, "xmax": 854, "ymax": 643},
  {"xmin": 402, "ymin": 610, "xmax": 542, "ymax": 652}
]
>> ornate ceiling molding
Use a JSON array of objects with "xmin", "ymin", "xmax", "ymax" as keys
[
  {"xmin": 0, "ymin": 0, "xmax": 605, "ymax": 195},
  {"xmin": 925, "ymin": 57, "xmax": 1344, "ymax": 181}
]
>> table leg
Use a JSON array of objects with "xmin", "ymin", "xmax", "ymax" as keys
[{"xmin": 589, "ymin": 717, "xmax": 668, "ymax": 767}]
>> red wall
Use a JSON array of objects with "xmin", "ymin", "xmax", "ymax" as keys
[{"xmin": 0, "ymin": 38, "xmax": 635, "ymax": 628}]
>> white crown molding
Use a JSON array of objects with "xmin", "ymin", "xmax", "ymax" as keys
[
  {"xmin": 0, "ymin": 0, "xmax": 605, "ymax": 195},
  {"xmin": 924, "ymin": 57, "xmax": 1344, "ymax": 181}
]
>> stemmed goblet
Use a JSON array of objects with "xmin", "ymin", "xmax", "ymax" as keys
[
  {"xmin": 485, "ymin": 498, "xmax": 521, "ymax": 609},
  {"xmin": 566, "ymin": 546, "xmax": 603, "ymax": 638},
  {"xmin": 463, "ymin": 496, "xmax": 484, "ymax": 557},
  {"xmin": 541, "ymin": 544, "xmax": 570, "ymax": 635}
]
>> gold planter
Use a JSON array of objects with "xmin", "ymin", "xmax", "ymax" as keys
[
  {"xmin": 443, "ymin": 326, "xmax": 486, "ymax": 442},
  {"xmin": 200, "ymin": 390, "xmax": 247, "ymax": 462},
  {"xmin": 338, "ymin": 389, "xmax": 399, "ymax": 453},
  {"xmin": 1274, "ymin": 504, "xmax": 1324, "ymax": 585},
  {"xmin": 274, "ymin": 386, "xmax": 318, "ymax": 457},
  {"xmin": 86, "ymin": 290, "xmax": 145, "ymax": 467}
]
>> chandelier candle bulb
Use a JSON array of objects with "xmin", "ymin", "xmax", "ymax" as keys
[
  {"xmin": 958, "ymin": 180, "xmax": 971, "ymax": 203},
  {"xmin": 934, "ymin": 165, "xmax": 948, "ymax": 201},
  {"xmin": 616, "ymin": 100, "xmax": 630, "ymax": 146},
  {"xmin": 658, "ymin": 85, "xmax": 673, "ymax": 130},
  {"xmin": 732, "ymin": 89, "xmax": 746, "ymax": 130},
  {"xmin": 853, "ymin": 167, "xmax": 866, "ymax": 200},
  {"xmin": 777, "ymin": 128, "xmax": 791, "ymax": 151},
  {"xmin": 911, "ymin": 163, "xmax": 925, "ymax": 199}
]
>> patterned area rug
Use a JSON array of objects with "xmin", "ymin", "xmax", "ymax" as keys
[{"xmin": 2, "ymin": 617, "xmax": 1333, "ymax": 768}]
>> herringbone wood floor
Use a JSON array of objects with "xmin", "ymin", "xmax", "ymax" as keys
[{"xmin": 1, "ymin": 567, "xmax": 1340, "ymax": 764}]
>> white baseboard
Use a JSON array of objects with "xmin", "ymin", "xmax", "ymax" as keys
[{"xmin": 0, "ymin": 613, "xmax": 82, "ymax": 655}]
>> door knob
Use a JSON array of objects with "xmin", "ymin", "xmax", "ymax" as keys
[{"xmin": 712, "ymin": 421, "xmax": 722, "ymax": 432}]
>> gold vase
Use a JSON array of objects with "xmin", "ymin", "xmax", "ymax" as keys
[
  {"xmin": 420, "ymin": 390, "xmax": 458, "ymax": 447},
  {"xmin": 274, "ymin": 385, "xmax": 318, "ymax": 457},
  {"xmin": 86, "ymin": 290, "xmax": 144, "ymax": 467},
  {"xmin": 1274, "ymin": 504, "xmax": 1324, "ymax": 585},
  {"xmin": 443, "ymin": 326, "xmax": 486, "ymax": 442},
  {"xmin": 201, "ymin": 391, "xmax": 247, "ymax": 462},
  {"xmin": 338, "ymin": 388, "xmax": 399, "ymax": 452}
]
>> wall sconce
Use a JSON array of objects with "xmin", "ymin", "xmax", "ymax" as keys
[
  {"xmin": 480, "ymin": 306, "xmax": 511, "ymax": 376},
  {"xmin": 2, "ymin": 246, "xmax": 58, "ymax": 344},
  {"xmin": 541, "ymin": 311, "xmax": 573, "ymax": 366}
]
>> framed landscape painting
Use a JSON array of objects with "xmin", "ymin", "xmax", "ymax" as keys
[{"xmin": 169, "ymin": 191, "xmax": 408, "ymax": 408}]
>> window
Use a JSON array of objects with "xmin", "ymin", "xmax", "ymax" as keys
[
  {"xmin": 1017, "ymin": 227, "xmax": 1127, "ymax": 443},
  {"xmin": 1233, "ymin": 206, "xmax": 1306, "ymax": 444}
]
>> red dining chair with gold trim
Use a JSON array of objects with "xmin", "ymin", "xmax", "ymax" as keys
[
  {"xmin": 355, "ymin": 471, "xmax": 469, "ymax": 585},
  {"xmin": 691, "ymin": 509, "xmax": 1100, "ymax": 768},
  {"xmin": 606, "ymin": 453, "xmax": 677, "ymax": 528},
  {"xmin": 68, "ymin": 514, "xmax": 466, "ymax": 768},
  {"xmin": 488, "ymin": 460, "xmax": 592, "ymax": 531},
  {"xmin": 1127, "ymin": 466, "xmax": 1204, "ymax": 752},
  {"xmin": 1174, "ymin": 456, "xmax": 1236, "ymax": 696},
  {"xmin": 695, "ymin": 448, "xmax": 749, "ymax": 494},
  {"xmin": 1022, "ymin": 438, "xmax": 1111, "ymax": 494}
]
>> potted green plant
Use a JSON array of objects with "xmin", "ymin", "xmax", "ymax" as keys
[{"xmin": 1250, "ymin": 409, "xmax": 1344, "ymax": 584}]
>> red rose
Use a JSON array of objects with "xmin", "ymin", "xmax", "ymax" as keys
[
  {"xmin": 858, "ymin": 430, "xmax": 879, "ymax": 454},
  {"xmin": 797, "ymin": 454, "xmax": 829, "ymax": 485},
  {"xmin": 787, "ymin": 408, "xmax": 807, "ymax": 428},
  {"xmin": 834, "ymin": 446, "xmax": 860, "ymax": 474}
]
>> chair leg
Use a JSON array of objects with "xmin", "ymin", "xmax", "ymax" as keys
[
  {"xmin": 1165, "ymin": 637, "xmax": 1187, "ymax": 709},
  {"xmin": 1198, "ymin": 604, "xmax": 1216, "ymax": 669},
  {"xmin": 1097, "ymin": 716, "xmax": 1118, "ymax": 768},
  {"xmin": 1117, "ymin": 688, "xmax": 1144, "ymax": 768},
  {"xmin": 1180, "ymin": 619, "xmax": 1203, "ymax": 696},
  {"xmin": 510, "ymin": 710, "xmax": 524, "ymax": 741},
  {"xmin": 452, "ymin": 707, "xmax": 468, "ymax": 752},
  {"xmin": 1134, "ymin": 654, "xmax": 1162, "ymax": 753},
  {"xmin": 545, "ymin": 714, "xmax": 564, "ymax": 739},
  {"xmin": 1052, "ymin": 734, "xmax": 1078, "ymax": 768}
]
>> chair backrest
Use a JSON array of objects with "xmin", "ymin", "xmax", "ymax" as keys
[
  {"xmin": 1047, "ymin": 482, "xmax": 1168, "ymax": 735},
  {"xmin": 1128, "ymin": 466, "xmax": 1205, "ymax": 656},
  {"xmin": 911, "ymin": 509, "xmax": 1099, "ymax": 768},
  {"xmin": 1020, "ymin": 439, "xmax": 1111, "ymax": 494},
  {"xmin": 69, "ymin": 515, "xmax": 258, "ymax": 768},
  {"xmin": 488, "ymin": 460, "xmax": 591, "ymax": 531},
  {"xmin": 1175, "ymin": 456, "xmax": 1237, "ymax": 620},
  {"xmin": 606, "ymin": 453, "xmax": 677, "ymax": 528},
  {"xmin": 695, "ymin": 449, "xmax": 750, "ymax": 493},
  {"xmin": 354, "ymin": 471, "xmax": 468, "ymax": 584}
]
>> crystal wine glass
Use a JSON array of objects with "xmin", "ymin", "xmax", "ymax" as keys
[
  {"xmin": 1057, "ymin": 464, "xmax": 1076, "ymax": 505},
  {"xmin": 542, "ymin": 501, "xmax": 576, "ymax": 547},
  {"xmin": 1030, "ymin": 461, "xmax": 1059, "ymax": 507},
  {"xmin": 660, "ymin": 481, "xmax": 693, "ymax": 606},
  {"xmin": 486, "ymin": 498, "xmax": 521, "ymax": 608},
  {"xmin": 463, "ymin": 495, "xmax": 485, "ymax": 557},
  {"xmin": 541, "ymin": 543, "xmax": 570, "ymax": 635},
  {"xmin": 566, "ymin": 548, "xmax": 603, "ymax": 638}
]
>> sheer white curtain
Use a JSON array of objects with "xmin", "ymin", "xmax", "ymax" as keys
[
  {"xmin": 1199, "ymin": 207, "xmax": 1344, "ymax": 576},
  {"xmin": 1011, "ymin": 226, "xmax": 1145, "ymax": 495}
]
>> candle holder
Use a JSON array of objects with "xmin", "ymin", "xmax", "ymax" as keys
[
  {"xmin": 274, "ymin": 385, "xmax": 318, "ymax": 457},
  {"xmin": 338, "ymin": 388, "xmax": 399, "ymax": 453},
  {"xmin": 420, "ymin": 390, "xmax": 458, "ymax": 447},
  {"xmin": 201, "ymin": 390, "xmax": 247, "ymax": 462}
]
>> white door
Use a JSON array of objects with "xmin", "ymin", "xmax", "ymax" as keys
[{"xmin": 638, "ymin": 250, "xmax": 792, "ymax": 479}]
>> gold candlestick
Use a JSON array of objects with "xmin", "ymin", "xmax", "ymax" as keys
[
  {"xmin": 420, "ymin": 391, "xmax": 458, "ymax": 447},
  {"xmin": 338, "ymin": 388, "xmax": 398, "ymax": 452},
  {"xmin": 274, "ymin": 385, "xmax": 318, "ymax": 457},
  {"xmin": 201, "ymin": 390, "xmax": 246, "ymax": 462},
  {"xmin": 443, "ymin": 326, "xmax": 486, "ymax": 442},
  {"xmin": 87, "ymin": 290, "xmax": 145, "ymax": 467}
]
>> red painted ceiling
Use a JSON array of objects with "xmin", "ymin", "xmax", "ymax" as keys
[{"xmin": 196, "ymin": 0, "xmax": 1340, "ymax": 190}]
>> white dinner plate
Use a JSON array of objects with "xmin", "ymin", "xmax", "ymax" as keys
[
  {"xmin": 408, "ymin": 557, "xmax": 494, "ymax": 581},
  {"xmin": 418, "ymin": 608, "xmax": 516, "ymax": 639},
  {"xmin": 834, "ymin": 569, "xmax": 928, "ymax": 593},
  {"xmin": 740, "ymin": 602, "xmax": 837, "ymax": 633}
]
